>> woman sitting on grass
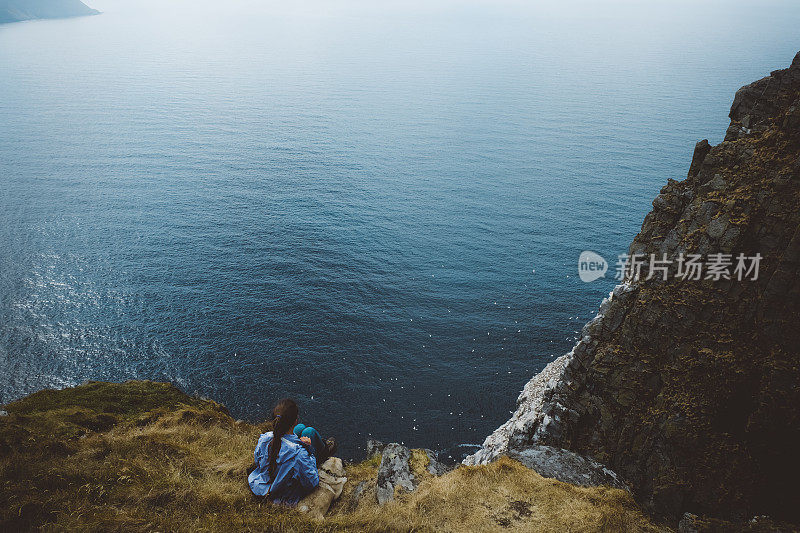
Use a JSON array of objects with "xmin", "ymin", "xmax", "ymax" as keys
[{"xmin": 247, "ymin": 398, "xmax": 337, "ymax": 505}]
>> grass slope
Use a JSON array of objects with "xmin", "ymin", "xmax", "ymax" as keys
[{"xmin": 0, "ymin": 381, "xmax": 664, "ymax": 532}]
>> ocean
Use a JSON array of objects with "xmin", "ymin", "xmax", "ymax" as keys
[{"xmin": 1, "ymin": 0, "xmax": 798, "ymax": 459}]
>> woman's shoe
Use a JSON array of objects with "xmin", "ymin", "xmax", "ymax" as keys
[{"xmin": 325, "ymin": 437, "xmax": 338, "ymax": 457}]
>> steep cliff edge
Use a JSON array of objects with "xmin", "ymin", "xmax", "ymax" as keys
[{"xmin": 467, "ymin": 52, "xmax": 800, "ymax": 524}]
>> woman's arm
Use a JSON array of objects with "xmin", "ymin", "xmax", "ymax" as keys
[
  {"xmin": 299, "ymin": 436, "xmax": 315, "ymax": 456},
  {"xmin": 254, "ymin": 436, "xmax": 267, "ymax": 464},
  {"xmin": 295, "ymin": 449, "xmax": 320, "ymax": 490}
]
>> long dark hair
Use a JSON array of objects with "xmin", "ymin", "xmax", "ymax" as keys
[{"xmin": 268, "ymin": 398, "xmax": 298, "ymax": 479}]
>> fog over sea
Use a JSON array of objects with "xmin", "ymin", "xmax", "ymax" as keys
[{"xmin": 1, "ymin": 0, "xmax": 798, "ymax": 459}]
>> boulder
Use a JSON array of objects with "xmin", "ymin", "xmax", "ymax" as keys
[
  {"xmin": 349, "ymin": 480, "xmax": 368, "ymax": 509},
  {"xmin": 366, "ymin": 439, "xmax": 387, "ymax": 458},
  {"xmin": 688, "ymin": 139, "xmax": 710, "ymax": 178},
  {"xmin": 376, "ymin": 443, "xmax": 417, "ymax": 504},
  {"xmin": 505, "ymin": 445, "xmax": 627, "ymax": 490},
  {"xmin": 423, "ymin": 449, "xmax": 449, "ymax": 476}
]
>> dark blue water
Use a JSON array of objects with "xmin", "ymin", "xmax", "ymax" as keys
[{"xmin": 1, "ymin": 0, "xmax": 798, "ymax": 459}]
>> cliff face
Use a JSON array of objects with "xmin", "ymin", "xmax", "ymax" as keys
[
  {"xmin": 467, "ymin": 52, "xmax": 800, "ymax": 523},
  {"xmin": 0, "ymin": 0, "xmax": 98, "ymax": 24}
]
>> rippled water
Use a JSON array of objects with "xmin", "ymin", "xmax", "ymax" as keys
[{"xmin": 1, "ymin": 0, "xmax": 798, "ymax": 458}]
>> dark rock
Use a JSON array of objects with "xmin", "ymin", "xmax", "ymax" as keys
[
  {"xmin": 706, "ymin": 213, "xmax": 729, "ymax": 239},
  {"xmin": 727, "ymin": 51, "xmax": 800, "ymax": 138},
  {"xmin": 376, "ymin": 443, "xmax": 416, "ymax": 504},
  {"xmin": 467, "ymin": 51, "xmax": 800, "ymax": 526},
  {"xmin": 677, "ymin": 513, "xmax": 700, "ymax": 533},
  {"xmin": 423, "ymin": 449, "xmax": 449, "ymax": 476},
  {"xmin": 688, "ymin": 140, "xmax": 711, "ymax": 178},
  {"xmin": 350, "ymin": 481, "xmax": 367, "ymax": 509},
  {"xmin": 366, "ymin": 439, "xmax": 386, "ymax": 458}
]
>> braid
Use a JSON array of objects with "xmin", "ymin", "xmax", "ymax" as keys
[{"xmin": 268, "ymin": 399, "xmax": 298, "ymax": 479}]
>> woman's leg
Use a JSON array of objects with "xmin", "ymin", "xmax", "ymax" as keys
[
  {"xmin": 293, "ymin": 423, "xmax": 306, "ymax": 439},
  {"xmin": 300, "ymin": 426, "xmax": 326, "ymax": 459}
]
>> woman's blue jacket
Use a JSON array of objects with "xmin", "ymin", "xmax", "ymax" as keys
[{"xmin": 247, "ymin": 431, "xmax": 319, "ymax": 505}]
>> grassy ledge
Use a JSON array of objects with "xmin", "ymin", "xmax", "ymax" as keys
[{"xmin": 0, "ymin": 381, "xmax": 664, "ymax": 532}]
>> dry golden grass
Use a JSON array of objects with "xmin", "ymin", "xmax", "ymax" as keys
[
  {"xmin": 0, "ymin": 381, "xmax": 667, "ymax": 532},
  {"xmin": 328, "ymin": 457, "xmax": 666, "ymax": 532}
]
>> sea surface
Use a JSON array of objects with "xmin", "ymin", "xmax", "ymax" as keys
[{"xmin": 1, "ymin": 0, "xmax": 798, "ymax": 459}]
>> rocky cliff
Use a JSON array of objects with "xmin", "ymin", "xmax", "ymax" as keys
[
  {"xmin": 467, "ymin": 52, "xmax": 800, "ymax": 525},
  {"xmin": 0, "ymin": 0, "xmax": 98, "ymax": 24}
]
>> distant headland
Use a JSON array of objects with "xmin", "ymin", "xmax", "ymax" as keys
[{"xmin": 0, "ymin": 0, "xmax": 98, "ymax": 24}]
